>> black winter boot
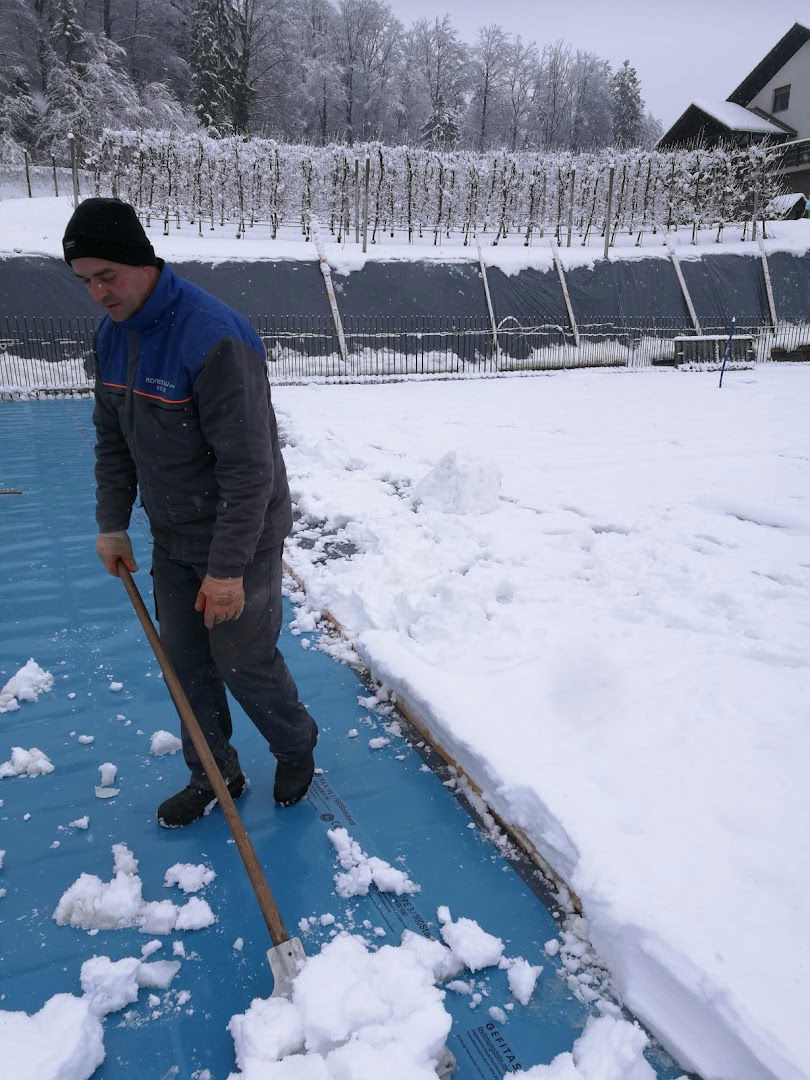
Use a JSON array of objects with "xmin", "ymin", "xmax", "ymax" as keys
[
  {"xmin": 274, "ymin": 727, "xmax": 318, "ymax": 807},
  {"xmin": 157, "ymin": 773, "xmax": 246, "ymax": 828}
]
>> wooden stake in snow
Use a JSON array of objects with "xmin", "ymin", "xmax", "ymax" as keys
[
  {"xmin": 566, "ymin": 168, "xmax": 575, "ymax": 248},
  {"xmin": 312, "ymin": 219, "xmax": 349, "ymax": 366},
  {"xmin": 669, "ymin": 246, "xmax": 701, "ymax": 334},
  {"xmin": 362, "ymin": 153, "xmax": 370, "ymax": 253},
  {"xmin": 603, "ymin": 163, "xmax": 615, "ymax": 260},
  {"xmin": 551, "ymin": 242, "xmax": 580, "ymax": 348},
  {"xmin": 68, "ymin": 133, "xmax": 80, "ymax": 207},
  {"xmin": 476, "ymin": 240, "xmax": 500, "ymax": 361},
  {"xmin": 758, "ymin": 240, "xmax": 778, "ymax": 331},
  {"xmin": 354, "ymin": 158, "xmax": 360, "ymax": 244}
]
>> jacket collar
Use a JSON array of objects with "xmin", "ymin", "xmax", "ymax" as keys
[{"xmin": 120, "ymin": 262, "xmax": 182, "ymax": 332}]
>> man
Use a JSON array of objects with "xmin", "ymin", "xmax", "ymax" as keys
[{"xmin": 63, "ymin": 197, "xmax": 317, "ymax": 827}]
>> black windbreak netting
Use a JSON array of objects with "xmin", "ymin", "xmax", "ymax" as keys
[
  {"xmin": 564, "ymin": 258, "xmax": 690, "ymax": 324},
  {"xmin": 487, "ymin": 267, "xmax": 569, "ymax": 325},
  {"xmin": 1, "ymin": 251, "xmax": 807, "ymax": 362},
  {"xmin": 766, "ymin": 252, "xmax": 810, "ymax": 322},
  {"xmin": 1, "ymin": 256, "xmax": 98, "ymax": 317},
  {"xmin": 180, "ymin": 260, "xmax": 330, "ymax": 317},
  {"xmin": 679, "ymin": 254, "xmax": 768, "ymax": 331},
  {"xmin": 333, "ymin": 262, "xmax": 486, "ymax": 317}
]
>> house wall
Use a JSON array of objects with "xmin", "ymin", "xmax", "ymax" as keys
[{"xmin": 746, "ymin": 40, "xmax": 810, "ymax": 139}]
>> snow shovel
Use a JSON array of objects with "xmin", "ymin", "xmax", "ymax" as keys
[
  {"xmin": 118, "ymin": 564, "xmax": 457, "ymax": 1076},
  {"xmin": 117, "ymin": 562, "xmax": 305, "ymax": 998}
]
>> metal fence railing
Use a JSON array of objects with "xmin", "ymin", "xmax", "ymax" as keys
[{"xmin": 1, "ymin": 315, "xmax": 808, "ymax": 395}]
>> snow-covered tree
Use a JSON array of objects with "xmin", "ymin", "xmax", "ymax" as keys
[
  {"xmin": 503, "ymin": 34, "xmax": 537, "ymax": 151},
  {"xmin": 38, "ymin": 32, "xmax": 143, "ymax": 162},
  {"xmin": 468, "ymin": 24, "xmax": 507, "ymax": 150},
  {"xmin": 567, "ymin": 52, "xmax": 612, "ymax": 150},
  {"xmin": 533, "ymin": 40, "xmax": 574, "ymax": 148},
  {"xmin": 190, "ymin": 0, "xmax": 240, "ymax": 133},
  {"xmin": 412, "ymin": 16, "xmax": 467, "ymax": 151},
  {"xmin": 611, "ymin": 59, "xmax": 644, "ymax": 147},
  {"xmin": 0, "ymin": 70, "xmax": 39, "ymax": 152}
]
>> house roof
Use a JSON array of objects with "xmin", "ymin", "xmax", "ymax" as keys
[
  {"xmin": 727, "ymin": 22, "xmax": 810, "ymax": 106},
  {"xmin": 691, "ymin": 100, "xmax": 787, "ymax": 134}
]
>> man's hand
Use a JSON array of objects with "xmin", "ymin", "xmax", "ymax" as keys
[
  {"xmin": 96, "ymin": 531, "xmax": 137, "ymax": 576},
  {"xmin": 195, "ymin": 575, "xmax": 245, "ymax": 630}
]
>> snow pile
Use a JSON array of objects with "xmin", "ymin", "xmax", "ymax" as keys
[
  {"xmin": 53, "ymin": 844, "xmax": 216, "ymax": 935},
  {"xmin": 516, "ymin": 1011, "xmax": 655, "ymax": 1079},
  {"xmin": 0, "ymin": 659, "xmax": 54, "ymax": 713},
  {"xmin": 279, "ymin": 369, "xmax": 810, "ymax": 1079},
  {"xmin": 0, "ymin": 955, "xmax": 180, "ymax": 1080},
  {"xmin": 0, "ymin": 746, "xmax": 54, "ymax": 778},
  {"xmin": 413, "ymin": 451, "xmax": 502, "ymax": 515},
  {"xmin": 228, "ymin": 931, "xmax": 452, "ymax": 1078},
  {"xmin": 149, "ymin": 730, "xmax": 182, "ymax": 756},
  {"xmin": 327, "ymin": 827, "xmax": 420, "ymax": 898}
]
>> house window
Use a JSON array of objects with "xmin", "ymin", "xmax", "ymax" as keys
[{"xmin": 772, "ymin": 85, "xmax": 790, "ymax": 112}]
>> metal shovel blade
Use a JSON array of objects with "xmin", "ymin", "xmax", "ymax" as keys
[{"xmin": 268, "ymin": 936, "xmax": 307, "ymax": 998}]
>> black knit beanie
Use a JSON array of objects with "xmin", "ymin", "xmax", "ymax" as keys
[{"xmin": 62, "ymin": 198, "xmax": 157, "ymax": 266}]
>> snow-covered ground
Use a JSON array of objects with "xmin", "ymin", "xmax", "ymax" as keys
[
  {"xmin": 1, "ymin": 195, "xmax": 810, "ymax": 273},
  {"xmin": 275, "ymin": 366, "xmax": 810, "ymax": 1080}
]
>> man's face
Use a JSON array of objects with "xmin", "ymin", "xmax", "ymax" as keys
[{"xmin": 71, "ymin": 257, "xmax": 157, "ymax": 322}]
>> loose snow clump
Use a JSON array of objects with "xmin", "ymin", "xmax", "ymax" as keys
[
  {"xmin": 0, "ymin": 746, "xmax": 54, "ymax": 778},
  {"xmin": 53, "ymin": 844, "xmax": 216, "ymax": 935},
  {"xmin": 328, "ymin": 827, "xmax": 420, "ymax": 898},
  {"xmin": 516, "ymin": 1012, "xmax": 655, "ymax": 1078},
  {"xmin": 0, "ymin": 659, "xmax": 54, "ymax": 713},
  {"xmin": 0, "ymin": 955, "xmax": 180, "ymax": 1080},
  {"xmin": 164, "ymin": 863, "xmax": 216, "ymax": 893},
  {"xmin": 150, "ymin": 731, "xmax": 183, "ymax": 756},
  {"xmin": 438, "ymin": 909, "xmax": 504, "ymax": 972}
]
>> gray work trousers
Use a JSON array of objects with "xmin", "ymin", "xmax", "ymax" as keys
[{"xmin": 152, "ymin": 542, "xmax": 315, "ymax": 791}]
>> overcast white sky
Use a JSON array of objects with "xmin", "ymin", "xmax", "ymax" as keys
[{"xmin": 385, "ymin": 0, "xmax": 809, "ymax": 129}]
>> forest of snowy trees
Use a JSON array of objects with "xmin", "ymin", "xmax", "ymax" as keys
[{"xmin": 0, "ymin": 0, "xmax": 662, "ymax": 165}]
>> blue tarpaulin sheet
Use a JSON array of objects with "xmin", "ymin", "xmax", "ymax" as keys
[{"xmin": 0, "ymin": 401, "xmax": 686, "ymax": 1078}]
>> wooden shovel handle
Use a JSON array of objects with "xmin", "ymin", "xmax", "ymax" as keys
[{"xmin": 118, "ymin": 563, "xmax": 290, "ymax": 947}]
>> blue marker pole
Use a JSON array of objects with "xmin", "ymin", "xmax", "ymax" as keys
[{"xmin": 718, "ymin": 316, "xmax": 736, "ymax": 389}]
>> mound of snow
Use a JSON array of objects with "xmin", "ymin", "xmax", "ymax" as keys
[{"xmin": 413, "ymin": 452, "xmax": 501, "ymax": 515}]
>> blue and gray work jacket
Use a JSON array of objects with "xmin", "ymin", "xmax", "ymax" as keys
[{"xmin": 92, "ymin": 263, "xmax": 292, "ymax": 577}]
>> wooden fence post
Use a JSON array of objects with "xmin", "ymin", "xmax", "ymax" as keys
[
  {"xmin": 552, "ymin": 242, "xmax": 580, "ymax": 348},
  {"xmin": 669, "ymin": 248, "xmax": 701, "ymax": 334},
  {"xmin": 758, "ymin": 239, "xmax": 778, "ymax": 331},
  {"xmin": 52, "ymin": 155, "xmax": 59, "ymax": 197},
  {"xmin": 476, "ymin": 240, "xmax": 500, "ymax": 361}
]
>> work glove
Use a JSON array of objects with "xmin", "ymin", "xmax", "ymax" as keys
[
  {"xmin": 96, "ymin": 530, "xmax": 138, "ymax": 577},
  {"xmin": 195, "ymin": 575, "xmax": 245, "ymax": 630}
]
